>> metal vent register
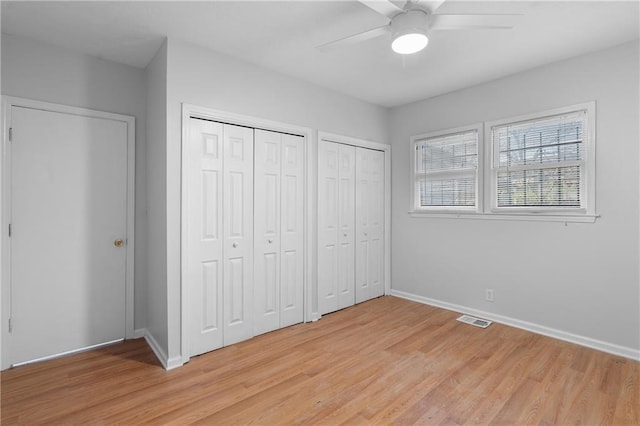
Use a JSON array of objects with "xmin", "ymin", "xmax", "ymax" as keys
[{"xmin": 457, "ymin": 315, "xmax": 492, "ymax": 328}]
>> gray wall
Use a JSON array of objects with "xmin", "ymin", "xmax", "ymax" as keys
[
  {"xmin": 1, "ymin": 34, "xmax": 149, "ymax": 331},
  {"xmin": 144, "ymin": 40, "xmax": 168, "ymax": 356},
  {"xmin": 389, "ymin": 41, "xmax": 640, "ymax": 353}
]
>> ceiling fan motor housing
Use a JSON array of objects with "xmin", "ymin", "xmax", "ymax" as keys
[
  {"xmin": 391, "ymin": 9, "xmax": 429, "ymax": 40},
  {"xmin": 391, "ymin": 9, "xmax": 429, "ymax": 54}
]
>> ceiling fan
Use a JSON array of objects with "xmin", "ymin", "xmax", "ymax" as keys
[{"xmin": 318, "ymin": 0, "xmax": 520, "ymax": 54}]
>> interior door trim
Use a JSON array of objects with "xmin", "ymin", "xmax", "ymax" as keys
[
  {"xmin": 1, "ymin": 96, "xmax": 136, "ymax": 370},
  {"xmin": 180, "ymin": 103, "xmax": 315, "ymax": 366}
]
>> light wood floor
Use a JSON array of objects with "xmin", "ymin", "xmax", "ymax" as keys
[{"xmin": 2, "ymin": 296, "xmax": 638, "ymax": 425}]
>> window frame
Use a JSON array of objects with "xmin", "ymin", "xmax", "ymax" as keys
[
  {"xmin": 410, "ymin": 123, "xmax": 484, "ymax": 213},
  {"xmin": 486, "ymin": 102, "xmax": 596, "ymax": 218},
  {"xmin": 409, "ymin": 102, "xmax": 597, "ymax": 223}
]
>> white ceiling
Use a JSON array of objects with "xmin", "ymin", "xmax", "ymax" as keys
[{"xmin": 2, "ymin": 1, "xmax": 639, "ymax": 107}]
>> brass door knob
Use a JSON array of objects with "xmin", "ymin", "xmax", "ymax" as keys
[{"xmin": 114, "ymin": 239, "xmax": 124, "ymax": 248}]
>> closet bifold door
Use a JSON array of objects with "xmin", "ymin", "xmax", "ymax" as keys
[
  {"xmin": 187, "ymin": 118, "xmax": 254, "ymax": 357},
  {"xmin": 318, "ymin": 141, "xmax": 356, "ymax": 315},
  {"xmin": 187, "ymin": 118, "xmax": 225, "ymax": 356},
  {"xmin": 222, "ymin": 124, "xmax": 254, "ymax": 346},
  {"xmin": 355, "ymin": 148, "xmax": 385, "ymax": 304},
  {"xmin": 254, "ymin": 129, "xmax": 304, "ymax": 336}
]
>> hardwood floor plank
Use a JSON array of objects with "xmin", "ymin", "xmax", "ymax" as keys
[
  {"xmin": 1, "ymin": 296, "xmax": 637, "ymax": 425},
  {"xmin": 613, "ymin": 361, "xmax": 640, "ymax": 425}
]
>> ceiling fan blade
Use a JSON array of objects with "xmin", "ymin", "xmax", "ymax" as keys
[
  {"xmin": 317, "ymin": 26, "xmax": 390, "ymax": 52},
  {"xmin": 358, "ymin": 0, "xmax": 404, "ymax": 18},
  {"xmin": 416, "ymin": 0, "xmax": 447, "ymax": 14},
  {"xmin": 429, "ymin": 14, "xmax": 522, "ymax": 30}
]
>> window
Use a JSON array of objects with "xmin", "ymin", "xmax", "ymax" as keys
[
  {"xmin": 488, "ymin": 103, "xmax": 595, "ymax": 215},
  {"xmin": 411, "ymin": 125, "xmax": 481, "ymax": 211},
  {"xmin": 410, "ymin": 102, "xmax": 596, "ymax": 222}
]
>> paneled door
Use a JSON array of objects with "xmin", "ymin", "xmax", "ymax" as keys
[
  {"xmin": 355, "ymin": 148, "xmax": 385, "ymax": 303},
  {"xmin": 186, "ymin": 118, "xmax": 224, "ymax": 356},
  {"xmin": 254, "ymin": 129, "xmax": 304, "ymax": 335},
  {"xmin": 222, "ymin": 124, "xmax": 254, "ymax": 346},
  {"xmin": 186, "ymin": 118, "xmax": 254, "ymax": 356},
  {"xmin": 318, "ymin": 141, "xmax": 356, "ymax": 315},
  {"xmin": 9, "ymin": 104, "xmax": 129, "ymax": 367}
]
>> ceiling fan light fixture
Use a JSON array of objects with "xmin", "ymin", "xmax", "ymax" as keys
[
  {"xmin": 391, "ymin": 9, "xmax": 429, "ymax": 54},
  {"xmin": 392, "ymin": 32, "xmax": 428, "ymax": 54}
]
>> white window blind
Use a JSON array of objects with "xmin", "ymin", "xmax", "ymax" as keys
[
  {"xmin": 414, "ymin": 129, "xmax": 478, "ymax": 208},
  {"xmin": 492, "ymin": 110, "xmax": 587, "ymax": 209}
]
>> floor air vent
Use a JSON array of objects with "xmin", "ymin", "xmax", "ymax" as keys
[{"xmin": 457, "ymin": 315, "xmax": 492, "ymax": 328}]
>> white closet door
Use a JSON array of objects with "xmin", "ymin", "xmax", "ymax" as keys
[
  {"xmin": 187, "ymin": 119, "xmax": 254, "ymax": 356},
  {"xmin": 368, "ymin": 149, "xmax": 385, "ymax": 299},
  {"xmin": 337, "ymin": 144, "xmax": 356, "ymax": 310},
  {"xmin": 318, "ymin": 141, "xmax": 339, "ymax": 315},
  {"xmin": 356, "ymin": 148, "xmax": 385, "ymax": 303},
  {"xmin": 318, "ymin": 141, "xmax": 356, "ymax": 315},
  {"xmin": 187, "ymin": 119, "xmax": 225, "ymax": 356},
  {"xmin": 254, "ymin": 130, "xmax": 281, "ymax": 335},
  {"xmin": 279, "ymin": 133, "xmax": 304, "ymax": 328},
  {"xmin": 223, "ymin": 124, "xmax": 254, "ymax": 346},
  {"xmin": 254, "ymin": 130, "xmax": 304, "ymax": 335}
]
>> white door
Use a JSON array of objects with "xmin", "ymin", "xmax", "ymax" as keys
[
  {"xmin": 10, "ymin": 105, "xmax": 128, "ymax": 366},
  {"xmin": 254, "ymin": 130, "xmax": 281, "ymax": 335},
  {"xmin": 222, "ymin": 124, "xmax": 254, "ymax": 346},
  {"xmin": 187, "ymin": 119, "xmax": 255, "ymax": 356},
  {"xmin": 337, "ymin": 144, "xmax": 356, "ymax": 310},
  {"xmin": 186, "ymin": 119, "xmax": 224, "ymax": 356},
  {"xmin": 254, "ymin": 130, "xmax": 304, "ymax": 335},
  {"xmin": 279, "ymin": 133, "xmax": 304, "ymax": 328},
  {"xmin": 355, "ymin": 148, "xmax": 385, "ymax": 303},
  {"xmin": 318, "ymin": 141, "xmax": 355, "ymax": 315},
  {"xmin": 318, "ymin": 141, "xmax": 338, "ymax": 315}
]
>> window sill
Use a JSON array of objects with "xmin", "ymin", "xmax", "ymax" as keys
[{"xmin": 408, "ymin": 211, "xmax": 599, "ymax": 223}]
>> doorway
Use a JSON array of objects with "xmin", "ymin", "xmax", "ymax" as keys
[{"xmin": 1, "ymin": 97, "xmax": 135, "ymax": 369}]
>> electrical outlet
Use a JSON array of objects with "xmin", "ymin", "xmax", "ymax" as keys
[{"xmin": 485, "ymin": 289, "xmax": 494, "ymax": 302}]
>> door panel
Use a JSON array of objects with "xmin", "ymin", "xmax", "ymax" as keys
[
  {"xmin": 188, "ymin": 119, "xmax": 224, "ymax": 356},
  {"xmin": 227, "ymin": 257, "xmax": 245, "ymax": 323},
  {"xmin": 10, "ymin": 105, "xmax": 128, "ymax": 366},
  {"xmin": 337, "ymin": 144, "xmax": 356, "ymax": 310},
  {"xmin": 279, "ymin": 134, "xmax": 304, "ymax": 328},
  {"xmin": 201, "ymin": 261, "xmax": 220, "ymax": 332},
  {"xmin": 318, "ymin": 141, "xmax": 356, "ymax": 314},
  {"xmin": 202, "ymin": 172, "xmax": 219, "ymax": 239},
  {"xmin": 318, "ymin": 141, "xmax": 339, "ymax": 315},
  {"xmin": 369, "ymin": 150, "xmax": 385, "ymax": 298},
  {"xmin": 254, "ymin": 129, "xmax": 281, "ymax": 335},
  {"xmin": 355, "ymin": 238, "xmax": 369, "ymax": 304},
  {"xmin": 254, "ymin": 130, "xmax": 304, "ymax": 333},
  {"xmin": 355, "ymin": 148, "xmax": 385, "ymax": 303},
  {"xmin": 223, "ymin": 124, "xmax": 254, "ymax": 346},
  {"xmin": 282, "ymin": 250, "xmax": 297, "ymax": 310},
  {"xmin": 355, "ymin": 147, "xmax": 371, "ymax": 304}
]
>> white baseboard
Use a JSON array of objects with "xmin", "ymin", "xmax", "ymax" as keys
[
  {"xmin": 165, "ymin": 355, "xmax": 183, "ymax": 370},
  {"xmin": 132, "ymin": 328, "xmax": 146, "ymax": 339},
  {"xmin": 144, "ymin": 331, "xmax": 168, "ymax": 369},
  {"xmin": 390, "ymin": 289, "xmax": 640, "ymax": 362},
  {"xmin": 143, "ymin": 330, "xmax": 183, "ymax": 370}
]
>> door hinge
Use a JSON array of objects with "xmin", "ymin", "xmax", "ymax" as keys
[
  {"xmin": 8, "ymin": 127, "xmax": 12, "ymax": 142},
  {"xmin": 8, "ymin": 318, "xmax": 12, "ymax": 333}
]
